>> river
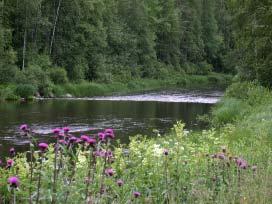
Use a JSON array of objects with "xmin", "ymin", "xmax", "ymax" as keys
[{"xmin": 0, "ymin": 89, "xmax": 222, "ymax": 156}]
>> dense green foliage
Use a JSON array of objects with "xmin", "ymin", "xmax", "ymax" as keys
[
  {"xmin": 1, "ymin": 83, "xmax": 272, "ymax": 203},
  {"xmin": 0, "ymin": 0, "xmax": 234, "ymax": 94},
  {"xmin": 230, "ymin": 0, "xmax": 272, "ymax": 87},
  {"xmin": 0, "ymin": 73, "xmax": 232, "ymax": 100}
]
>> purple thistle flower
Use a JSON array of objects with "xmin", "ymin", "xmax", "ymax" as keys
[
  {"xmin": 236, "ymin": 158, "xmax": 248, "ymax": 169},
  {"xmin": 105, "ymin": 168, "xmax": 114, "ymax": 176},
  {"xmin": 9, "ymin": 148, "xmax": 16, "ymax": 157},
  {"xmin": 88, "ymin": 138, "xmax": 96, "ymax": 147},
  {"xmin": 133, "ymin": 191, "xmax": 141, "ymax": 198},
  {"xmin": 52, "ymin": 128, "xmax": 61, "ymax": 135},
  {"xmin": 106, "ymin": 151, "xmax": 113, "ymax": 157},
  {"xmin": 217, "ymin": 153, "xmax": 226, "ymax": 160},
  {"xmin": 38, "ymin": 143, "xmax": 49, "ymax": 152},
  {"xmin": 98, "ymin": 132, "xmax": 106, "ymax": 141},
  {"xmin": 63, "ymin": 127, "xmax": 70, "ymax": 133},
  {"xmin": 20, "ymin": 124, "xmax": 28, "ymax": 131},
  {"xmin": 104, "ymin": 129, "xmax": 115, "ymax": 139},
  {"xmin": 163, "ymin": 149, "xmax": 169, "ymax": 156},
  {"xmin": 7, "ymin": 159, "xmax": 14, "ymax": 167},
  {"xmin": 69, "ymin": 136, "xmax": 77, "ymax": 143},
  {"xmin": 116, "ymin": 179, "xmax": 124, "ymax": 187},
  {"xmin": 8, "ymin": 176, "xmax": 20, "ymax": 188},
  {"xmin": 80, "ymin": 135, "xmax": 90, "ymax": 143}
]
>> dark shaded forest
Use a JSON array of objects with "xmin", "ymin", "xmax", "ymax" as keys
[{"xmin": 0, "ymin": 0, "xmax": 271, "ymax": 92}]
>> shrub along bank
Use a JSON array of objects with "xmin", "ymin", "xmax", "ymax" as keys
[{"xmin": 0, "ymin": 72, "xmax": 231, "ymax": 100}]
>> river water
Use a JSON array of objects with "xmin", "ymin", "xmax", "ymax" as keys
[{"xmin": 0, "ymin": 90, "xmax": 222, "ymax": 156}]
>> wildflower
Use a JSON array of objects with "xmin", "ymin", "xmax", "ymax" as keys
[
  {"xmin": 9, "ymin": 148, "xmax": 16, "ymax": 157},
  {"xmin": 69, "ymin": 136, "xmax": 77, "ymax": 143},
  {"xmin": 163, "ymin": 149, "xmax": 169, "ymax": 156},
  {"xmin": 98, "ymin": 132, "xmax": 105, "ymax": 141},
  {"xmin": 116, "ymin": 179, "xmax": 124, "ymax": 187},
  {"xmin": 8, "ymin": 176, "xmax": 20, "ymax": 188},
  {"xmin": 217, "ymin": 153, "xmax": 226, "ymax": 160},
  {"xmin": 6, "ymin": 159, "xmax": 14, "ymax": 168},
  {"xmin": 105, "ymin": 168, "xmax": 114, "ymax": 176},
  {"xmin": 57, "ymin": 133, "xmax": 64, "ymax": 139},
  {"xmin": 236, "ymin": 158, "xmax": 248, "ymax": 169},
  {"xmin": 80, "ymin": 135, "xmax": 90, "ymax": 143},
  {"xmin": 106, "ymin": 151, "xmax": 113, "ymax": 158},
  {"xmin": 63, "ymin": 127, "xmax": 70, "ymax": 133},
  {"xmin": 88, "ymin": 138, "xmax": 96, "ymax": 147},
  {"xmin": 52, "ymin": 128, "xmax": 61, "ymax": 135},
  {"xmin": 133, "ymin": 191, "xmax": 141, "ymax": 198},
  {"xmin": 59, "ymin": 140, "xmax": 67, "ymax": 145},
  {"xmin": 38, "ymin": 143, "xmax": 49, "ymax": 152},
  {"xmin": 94, "ymin": 150, "xmax": 105, "ymax": 157},
  {"xmin": 105, "ymin": 129, "xmax": 115, "ymax": 139},
  {"xmin": 20, "ymin": 124, "xmax": 28, "ymax": 131}
]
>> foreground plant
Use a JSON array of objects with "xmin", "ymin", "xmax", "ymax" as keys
[{"xmin": 0, "ymin": 121, "xmax": 270, "ymax": 203}]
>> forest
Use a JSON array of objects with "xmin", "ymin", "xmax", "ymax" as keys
[
  {"xmin": 1, "ymin": 0, "xmax": 235, "ymax": 98},
  {"xmin": 1, "ymin": 0, "xmax": 271, "ymax": 97}
]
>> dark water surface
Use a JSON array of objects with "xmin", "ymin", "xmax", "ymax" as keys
[{"xmin": 0, "ymin": 90, "xmax": 222, "ymax": 156}]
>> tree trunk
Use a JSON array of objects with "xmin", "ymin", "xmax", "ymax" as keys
[
  {"xmin": 49, "ymin": 0, "xmax": 62, "ymax": 56},
  {"xmin": 22, "ymin": 1, "xmax": 27, "ymax": 70},
  {"xmin": 22, "ymin": 28, "xmax": 27, "ymax": 70}
]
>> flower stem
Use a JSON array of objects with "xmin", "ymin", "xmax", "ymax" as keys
[
  {"xmin": 52, "ymin": 141, "xmax": 59, "ymax": 204},
  {"xmin": 36, "ymin": 155, "xmax": 43, "ymax": 204}
]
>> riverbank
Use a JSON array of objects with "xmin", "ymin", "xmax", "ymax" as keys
[
  {"xmin": 0, "ymin": 72, "xmax": 232, "ymax": 101},
  {"xmin": 1, "ymin": 82, "xmax": 271, "ymax": 203}
]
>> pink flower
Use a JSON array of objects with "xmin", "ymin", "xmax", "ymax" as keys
[
  {"xmin": 63, "ymin": 127, "xmax": 70, "ymax": 133},
  {"xmin": 105, "ymin": 129, "xmax": 115, "ymax": 139},
  {"xmin": 59, "ymin": 140, "xmax": 67, "ymax": 145},
  {"xmin": 8, "ymin": 176, "xmax": 20, "ymax": 188},
  {"xmin": 105, "ymin": 168, "xmax": 115, "ymax": 176},
  {"xmin": 133, "ymin": 191, "xmax": 141, "ymax": 198},
  {"xmin": 88, "ymin": 138, "xmax": 96, "ymax": 147},
  {"xmin": 80, "ymin": 135, "xmax": 90, "ymax": 143},
  {"xmin": 98, "ymin": 132, "xmax": 105, "ymax": 141},
  {"xmin": 116, "ymin": 179, "xmax": 124, "ymax": 187},
  {"xmin": 236, "ymin": 158, "xmax": 248, "ymax": 169},
  {"xmin": 217, "ymin": 153, "xmax": 226, "ymax": 160},
  {"xmin": 20, "ymin": 124, "xmax": 28, "ymax": 131},
  {"xmin": 38, "ymin": 143, "xmax": 49, "ymax": 152},
  {"xmin": 69, "ymin": 136, "xmax": 77, "ymax": 143},
  {"xmin": 52, "ymin": 128, "xmax": 61, "ymax": 134},
  {"xmin": 6, "ymin": 159, "xmax": 14, "ymax": 168}
]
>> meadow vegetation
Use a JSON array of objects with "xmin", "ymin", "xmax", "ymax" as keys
[{"xmin": 1, "ymin": 82, "xmax": 271, "ymax": 203}]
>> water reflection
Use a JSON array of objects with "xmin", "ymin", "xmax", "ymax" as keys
[{"xmin": 0, "ymin": 93, "xmax": 217, "ymax": 156}]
